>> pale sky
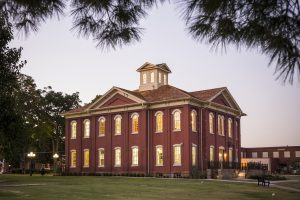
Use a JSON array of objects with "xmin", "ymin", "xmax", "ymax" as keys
[{"xmin": 11, "ymin": 3, "xmax": 300, "ymax": 147}]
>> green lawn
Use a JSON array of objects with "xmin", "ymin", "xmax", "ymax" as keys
[{"xmin": 0, "ymin": 175, "xmax": 299, "ymax": 200}]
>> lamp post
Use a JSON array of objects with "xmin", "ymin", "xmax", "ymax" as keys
[
  {"xmin": 27, "ymin": 152, "xmax": 36, "ymax": 176},
  {"xmin": 53, "ymin": 153, "xmax": 59, "ymax": 175}
]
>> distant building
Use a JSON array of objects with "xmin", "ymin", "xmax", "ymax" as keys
[
  {"xmin": 62, "ymin": 62, "xmax": 245, "ymax": 176},
  {"xmin": 241, "ymin": 146, "xmax": 300, "ymax": 173}
]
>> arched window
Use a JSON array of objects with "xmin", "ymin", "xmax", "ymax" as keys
[
  {"xmin": 221, "ymin": 116, "xmax": 225, "ymax": 135},
  {"xmin": 191, "ymin": 110, "xmax": 197, "ymax": 132},
  {"xmin": 158, "ymin": 72, "xmax": 162, "ymax": 83},
  {"xmin": 83, "ymin": 119, "xmax": 90, "ymax": 138},
  {"xmin": 150, "ymin": 72, "xmax": 155, "ymax": 83},
  {"xmin": 209, "ymin": 113, "xmax": 214, "ymax": 134},
  {"xmin": 143, "ymin": 73, "xmax": 147, "ymax": 84},
  {"xmin": 228, "ymin": 118, "xmax": 232, "ymax": 138},
  {"xmin": 172, "ymin": 109, "xmax": 181, "ymax": 131},
  {"xmin": 218, "ymin": 115, "xmax": 224, "ymax": 135},
  {"xmin": 131, "ymin": 146, "xmax": 139, "ymax": 166},
  {"xmin": 98, "ymin": 117, "xmax": 105, "ymax": 137},
  {"xmin": 235, "ymin": 121, "xmax": 239, "ymax": 140},
  {"xmin": 219, "ymin": 146, "xmax": 225, "ymax": 161},
  {"xmin": 155, "ymin": 111, "xmax": 163, "ymax": 133},
  {"xmin": 131, "ymin": 113, "xmax": 139, "ymax": 134},
  {"xmin": 114, "ymin": 147, "xmax": 121, "ymax": 167},
  {"xmin": 209, "ymin": 146, "xmax": 214, "ymax": 161},
  {"xmin": 70, "ymin": 150, "xmax": 76, "ymax": 168},
  {"xmin": 70, "ymin": 121, "xmax": 77, "ymax": 139},
  {"xmin": 114, "ymin": 115, "xmax": 122, "ymax": 135}
]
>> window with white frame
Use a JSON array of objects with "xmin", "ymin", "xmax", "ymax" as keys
[
  {"xmin": 131, "ymin": 146, "xmax": 139, "ymax": 166},
  {"xmin": 252, "ymin": 152, "xmax": 258, "ymax": 158},
  {"xmin": 71, "ymin": 121, "xmax": 77, "ymax": 139},
  {"xmin": 296, "ymin": 151, "xmax": 300, "ymax": 157},
  {"xmin": 115, "ymin": 147, "xmax": 121, "ymax": 167},
  {"xmin": 209, "ymin": 113, "xmax": 214, "ymax": 134},
  {"xmin": 98, "ymin": 148, "xmax": 105, "ymax": 167},
  {"xmin": 273, "ymin": 151, "xmax": 279, "ymax": 158},
  {"xmin": 228, "ymin": 118, "xmax": 233, "ymax": 138},
  {"xmin": 163, "ymin": 74, "xmax": 167, "ymax": 85},
  {"xmin": 143, "ymin": 73, "xmax": 147, "ymax": 84},
  {"xmin": 218, "ymin": 115, "xmax": 224, "ymax": 135},
  {"xmin": 131, "ymin": 113, "xmax": 139, "ymax": 134},
  {"xmin": 284, "ymin": 151, "xmax": 290, "ymax": 158},
  {"xmin": 114, "ymin": 115, "xmax": 122, "ymax": 135},
  {"xmin": 83, "ymin": 120, "xmax": 90, "ymax": 138},
  {"xmin": 83, "ymin": 149, "xmax": 89, "ymax": 167},
  {"xmin": 192, "ymin": 144, "xmax": 197, "ymax": 166},
  {"xmin": 262, "ymin": 152, "xmax": 268, "ymax": 158},
  {"xmin": 150, "ymin": 72, "xmax": 154, "ymax": 83},
  {"xmin": 173, "ymin": 144, "xmax": 182, "ymax": 166},
  {"xmin": 158, "ymin": 72, "xmax": 162, "ymax": 83},
  {"xmin": 98, "ymin": 117, "xmax": 105, "ymax": 136},
  {"xmin": 172, "ymin": 109, "xmax": 181, "ymax": 131},
  {"xmin": 210, "ymin": 146, "xmax": 214, "ymax": 161},
  {"xmin": 156, "ymin": 145, "xmax": 163, "ymax": 166},
  {"xmin": 191, "ymin": 110, "xmax": 197, "ymax": 132},
  {"xmin": 70, "ymin": 150, "xmax": 76, "ymax": 168},
  {"xmin": 155, "ymin": 111, "xmax": 163, "ymax": 133}
]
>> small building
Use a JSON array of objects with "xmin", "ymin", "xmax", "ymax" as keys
[
  {"xmin": 62, "ymin": 62, "xmax": 245, "ymax": 176},
  {"xmin": 241, "ymin": 146, "xmax": 300, "ymax": 174}
]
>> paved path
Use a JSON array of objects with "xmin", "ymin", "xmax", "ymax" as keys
[{"xmin": 0, "ymin": 183, "xmax": 46, "ymax": 187}]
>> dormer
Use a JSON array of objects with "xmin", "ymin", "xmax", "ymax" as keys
[{"xmin": 137, "ymin": 62, "xmax": 172, "ymax": 91}]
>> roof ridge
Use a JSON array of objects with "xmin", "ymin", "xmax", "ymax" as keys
[{"xmin": 190, "ymin": 86, "xmax": 227, "ymax": 93}]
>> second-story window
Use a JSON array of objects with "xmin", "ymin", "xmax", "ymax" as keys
[
  {"xmin": 191, "ymin": 110, "xmax": 197, "ymax": 132},
  {"xmin": 172, "ymin": 109, "xmax": 181, "ymax": 131},
  {"xmin": 71, "ymin": 121, "xmax": 77, "ymax": 139},
  {"xmin": 218, "ymin": 115, "xmax": 224, "ymax": 136},
  {"xmin": 228, "ymin": 118, "xmax": 232, "ymax": 138},
  {"xmin": 158, "ymin": 72, "xmax": 162, "ymax": 83},
  {"xmin": 131, "ymin": 113, "xmax": 139, "ymax": 134},
  {"xmin": 83, "ymin": 119, "xmax": 90, "ymax": 138},
  {"xmin": 155, "ymin": 111, "xmax": 163, "ymax": 133},
  {"xmin": 209, "ymin": 113, "xmax": 214, "ymax": 134},
  {"xmin": 99, "ymin": 117, "xmax": 105, "ymax": 136},
  {"xmin": 114, "ymin": 115, "xmax": 122, "ymax": 135},
  {"xmin": 151, "ymin": 72, "xmax": 154, "ymax": 83}
]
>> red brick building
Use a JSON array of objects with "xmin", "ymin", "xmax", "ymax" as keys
[{"xmin": 62, "ymin": 62, "xmax": 245, "ymax": 176}]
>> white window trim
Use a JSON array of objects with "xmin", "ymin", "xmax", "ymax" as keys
[
  {"xmin": 172, "ymin": 109, "xmax": 182, "ymax": 132},
  {"xmin": 228, "ymin": 118, "xmax": 233, "ymax": 138},
  {"xmin": 83, "ymin": 119, "xmax": 90, "ymax": 138},
  {"xmin": 150, "ymin": 72, "xmax": 155, "ymax": 83},
  {"xmin": 155, "ymin": 145, "xmax": 164, "ymax": 166},
  {"xmin": 131, "ymin": 146, "xmax": 139, "ymax": 166},
  {"xmin": 98, "ymin": 148, "xmax": 105, "ymax": 167},
  {"xmin": 209, "ymin": 145, "xmax": 215, "ymax": 161},
  {"xmin": 70, "ymin": 120, "xmax": 77, "ymax": 139},
  {"xmin": 114, "ymin": 115, "xmax": 122, "ymax": 135},
  {"xmin": 173, "ymin": 143, "xmax": 182, "ymax": 166},
  {"xmin": 83, "ymin": 149, "xmax": 89, "ymax": 168},
  {"xmin": 191, "ymin": 110, "xmax": 197, "ymax": 132},
  {"xmin": 98, "ymin": 117, "xmax": 106, "ymax": 137},
  {"xmin": 70, "ymin": 150, "xmax": 76, "ymax": 168},
  {"xmin": 209, "ymin": 112, "xmax": 214, "ymax": 134},
  {"xmin": 114, "ymin": 147, "xmax": 121, "ymax": 167},
  {"xmin": 192, "ymin": 143, "xmax": 197, "ymax": 166},
  {"xmin": 131, "ymin": 113, "xmax": 139, "ymax": 134},
  {"xmin": 143, "ymin": 73, "xmax": 147, "ymax": 84},
  {"xmin": 155, "ymin": 111, "xmax": 164, "ymax": 133}
]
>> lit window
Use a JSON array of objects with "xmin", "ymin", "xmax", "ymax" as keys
[
  {"xmin": 155, "ymin": 111, "xmax": 163, "ymax": 133},
  {"xmin": 143, "ymin": 73, "xmax": 147, "ymax": 84},
  {"xmin": 156, "ymin": 145, "xmax": 163, "ymax": 166},
  {"xmin": 70, "ymin": 150, "xmax": 76, "ymax": 168},
  {"xmin": 150, "ymin": 72, "xmax": 154, "ymax": 83},
  {"xmin": 252, "ymin": 152, "xmax": 257, "ymax": 158},
  {"xmin": 83, "ymin": 149, "xmax": 89, "ymax": 167},
  {"xmin": 114, "ymin": 115, "xmax": 122, "ymax": 135},
  {"xmin": 210, "ymin": 146, "xmax": 214, "ymax": 161},
  {"xmin": 131, "ymin": 113, "xmax": 139, "ymax": 134},
  {"xmin": 115, "ymin": 147, "xmax": 121, "ymax": 167},
  {"xmin": 71, "ymin": 121, "xmax": 77, "ymax": 139},
  {"xmin": 209, "ymin": 113, "xmax": 214, "ymax": 134},
  {"xmin": 296, "ymin": 151, "xmax": 300, "ymax": 158},
  {"xmin": 229, "ymin": 148, "xmax": 233, "ymax": 162},
  {"xmin": 228, "ymin": 118, "xmax": 232, "ymax": 137},
  {"xmin": 173, "ymin": 144, "xmax": 181, "ymax": 166},
  {"xmin": 219, "ymin": 147, "xmax": 225, "ymax": 161},
  {"xmin": 192, "ymin": 144, "xmax": 197, "ymax": 166},
  {"xmin": 262, "ymin": 152, "xmax": 268, "ymax": 158},
  {"xmin": 273, "ymin": 151, "xmax": 279, "ymax": 158},
  {"xmin": 163, "ymin": 74, "xmax": 167, "ymax": 85},
  {"xmin": 131, "ymin": 146, "xmax": 139, "ymax": 166},
  {"xmin": 191, "ymin": 110, "xmax": 197, "ymax": 132},
  {"xmin": 99, "ymin": 117, "xmax": 105, "ymax": 136},
  {"xmin": 172, "ymin": 109, "xmax": 181, "ymax": 131},
  {"xmin": 98, "ymin": 148, "xmax": 105, "ymax": 167},
  {"xmin": 83, "ymin": 120, "xmax": 90, "ymax": 138},
  {"xmin": 158, "ymin": 73, "xmax": 162, "ymax": 83},
  {"xmin": 284, "ymin": 151, "xmax": 290, "ymax": 158},
  {"xmin": 218, "ymin": 115, "xmax": 224, "ymax": 135}
]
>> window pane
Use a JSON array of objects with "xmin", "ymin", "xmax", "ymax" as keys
[
  {"xmin": 156, "ymin": 113, "xmax": 163, "ymax": 132},
  {"xmin": 273, "ymin": 151, "xmax": 279, "ymax": 158},
  {"xmin": 228, "ymin": 119, "xmax": 232, "ymax": 137},
  {"xmin": 210, "ymin": 147, "xmax": 214, "ymax": 161},
  {"xmin": 115, "ymin": 117, "xmax": 121, "ymax": 135},
  {"xmin": 98, "ymin": 149, "xmax": 104, "ymax": 167},
  {"xmin": 209, "ymin": 113, "xmax": 214, "ymax": 134},
  {"xmin": 84, "ymin": 150, "xmax": 89, "ymax": 167},
  {"xmin": 192, "ymin": 146, "xmax": 197, "ymax": 166},
  {"xmin": 143, "ymin": 73, "xmax": 147, "ymax": 84},
  {"xmin": 151, "ymin": 72, "xmax": 154, "ymax": 83},
  {"xmin": 174, "ymin": 146, "xmax": 181, "ymax": 165},
  {"xmin": 132, "ymin": 147, "xmax": 138, "ymax": 166},
  {"xmin": 191, "ymin": 111, "xmax": 196, "ymax": 132},
  {"xmin": 262, "ymin": 152, "xmax": 268, "ymax": 158},
  {"xmin": 156, "ymin": 146, "xmax": 163, "ymax": 166},
  {"xmin": 174, "ymin": 111, "xmax": 181, "ymax": 130},
  {"xmin": 71, "ymin": 122, "xmax": 77, "ymax": 139},
  {"xmin": 284, "ymin": 151, "xmax": 290, "ymax": 158},
  {"xmin": 252, "ymin": 152, "xmax": 257, "ymax": 158},
  {"xmin": 115, "ymin": 148, "xmax": 121, "ymax": 166},
  {"xmin": 132, "ymin": 115, "xmax": 139, "ymax": 133},
  {"xmin": 71, "ymin": 151, "xmax": 76, "ymax": 167},
  {"xmin": 99, "ymin": 118, "xmax": 105, "ymax": 136},
  {"xmin": 84, "ymin": 120, "xmax": 90, "ymax": 137}
]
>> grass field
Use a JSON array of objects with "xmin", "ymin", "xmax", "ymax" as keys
[{"xmin": 0, "ymin": 175, "xmax": 300, "ymax": 200}]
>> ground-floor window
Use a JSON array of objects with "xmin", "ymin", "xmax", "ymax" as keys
[
  {"xmin": 132, "ymin": 146, "xmax": 139, "ymax": 166},
  {"xmin": 210, "ymin": 146, "xmax": 214, "ymax": 161},
  {"xmin": 173, "ymin": 144, "xmax": 182, "ymax": 166},
  {"xmin": 71, "ymin": 150, "xmax": 76, "ymax": 168},
  {"xmin": 192, "ymin": 144, "xmax": 197, "ymax": 166},
  {"xmin": 115, "ymin": 147, "xmax": 121, "ymax": 167},
  {"xmin": 156, "ymin": 145, "xmax": 163, "ymax": 166},
  {"xmin": 83, "ymin": 149, "xmax": 89, "ymax": 168},
  {"xmin": 98, "ymin": 148, "xmax": 105, "ymax": 167}
]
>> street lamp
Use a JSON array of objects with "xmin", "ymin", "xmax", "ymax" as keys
[
  {"xmin": 53, "ymin": 153, "xmax": 59, "ymax": 175},
  {"xmin": 27, "ymin": 152, "xmax": 36, "ymax": 176}
]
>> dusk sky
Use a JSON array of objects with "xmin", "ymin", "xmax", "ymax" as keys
[{"xmin": 11, "ymin": 3, "xmax": 300, "ymax": 148}]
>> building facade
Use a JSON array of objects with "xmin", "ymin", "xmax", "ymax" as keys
[
  {"xmin": 241, "ymin": 146, "xmax": 300, "ymax": 173},
  {"xmin": 62, "ymin": 62, "xmax": 245, "ymax": 176}
]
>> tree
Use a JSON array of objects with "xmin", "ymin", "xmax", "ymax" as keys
[{"xmin": 1, "ymin": 0, "xmax": 299, "ymax": 84}]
